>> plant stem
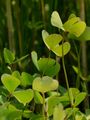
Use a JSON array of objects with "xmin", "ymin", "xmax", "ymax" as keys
[
  {"xmin": 42, "ymin": 92, "xmax": 47, "ymax": 120},
  {"xmin": 62, "ymin": 40, "xmax": 73, "ymax": 107},
  {"xmin": 72, "ymin": 40, "xmax": 81, "ymax": 88}
]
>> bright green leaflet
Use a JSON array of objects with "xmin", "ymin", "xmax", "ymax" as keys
[
  {"xmin": 64, "ymin": 17, "xmax": 86, "ymax": 37},
  {"xmin": 13, "ymin": 89, "xmax": 34, "ymax": 106},
  {"xmin": 46, "ymin": 95, "xmax": 69, "ymax": 116},
  {"xmin": 64, "ymin": 88, "xmax": 80, "ymax": 105},
  {"xmin": 12, "ymin": 71, "xmax": 21, "ymax": 80},
  {"xmin": 21, "ymin": 72, "xmax": 34, "ymax": 87},
  {"xmin": 22, "ymin": 110, "xmax": 32, "ymax": 119},
  {"xmin": 43, "ymin": 34, "xmax": 63, "ymax": 50},
  {"xmin": 33, "ymin": 76, "xmax": 58, "ymax": 93},
  {"xmin": 65, "ymin": 108, "xmax": 79, "ymax": 119},
  {"xmin": 42, "ymin": 30, "xmax": 49, "ymax": 44},
  {"xmin": 69, "ymin": 27, "xmax": 90, "ymax": 41},
  {"xmin": 74, "ymin": 92, "xmax": 86, "ymax": 107},
  {"xmin": 31, "ymin": 51, "xmax": 39, "ymax": 70},
  {"xmin": 78, "ymin": 27, "xmax": 90, "ymax": 41},
  {"xmin": 68, "ymin": 22, "xmax": 86, "ymax": 37},
  {"xmin": 52, "ymin": 42, "xmax": 71, "ymax": 57},
  {"xmin": 34, "ymin": 91, "xmax": 43, "ymax": 104},
  {"xmin": 72, "ymin": 66, "xmax": 86, "ymax": 81},
  {"xmin": 4, "ymin": 48, "xmax": 15, "ymax": 64},
  {"xmin": 38, "ymin": 58, "xmax": 60, "ymax": 77},
  {"xmin": 68, "ymin": 14, "xmax": 76, "ymax": 19},
  {"xmin": 64, "ymin": 17, "xmax": 80, "ymax": 30},
  {"xmin": 75, "ymin": 115, "xmax": 86, "ymax": 120},
  {"xmin": 53, "ymin": 104, "xmax": 66, "ymax": 120},
  {"xmin": 51, "ymin": 11, "xmax": 64, "ymax": 31},
  {"xmin": 0, "ymin": 104, "xmax": 22, "ymax": 120},
  {"xmin": 1, "ymin": 74, "xmax": 20, "ymax": 93},
  {"xmin": 42, "ymin": 32, "xmax": 70, "ymax": 57}
]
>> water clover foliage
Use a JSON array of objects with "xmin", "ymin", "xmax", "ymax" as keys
[
  {"xmin": 51, "ymin": 11, "xmax": 65, "ymax": 31},
  {"xmin": 33, "ymin": 76, "xmax": 58, "ymax": 93},
  {"xmin": 0, "ymin": 11, "xmax": 88, "ymax": 120},
  {"xmin": 63, "ymin": 16, "xmax": 86, "ymax": 37},
  {"xmin": 42, "ymin": 30, "xmax": 71, "ymax": 57}
]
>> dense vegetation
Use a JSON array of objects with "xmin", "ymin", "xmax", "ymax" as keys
[{"xmin": 0, "ymin": 0, "xmax": 90, "ymax": 120}]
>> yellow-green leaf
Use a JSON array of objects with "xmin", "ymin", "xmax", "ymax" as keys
[
  {"xmin": 51, "ymin": 11, "xmax": 64, "ymax": 30},
  {"xmin": 33, "ymin": 76, "xmax": 58, "ymax": 93},
  {"xmin": 43, "ymin": 34, "xmax": 63, "ymax": 50},
  {"xmin": 53, "ymin": 104, "xmax": 66, "ymax": 120},
  {"xmin": 13, "ymin": 89, "xmax": 34, "ymax": 106},
  {"xmin": 34, "ymin": 91, "xmax": 43, "ymax": 104},
  {"xmin": 31, "ymin": 51, "xmax": 39, "ymax": 70},
  {"xmin": 4, "ymin": 48, "xmax": 15, "ymax": 64},
  {"xmin": 74, "ymin": 92, "xmax": 86, "ymax": 107},
  {"xmin": 52, "ymin": 42, "xmax": 71, "ymax": 57},
  {"xmin": 1, "ymin": 74, "xmax": 20, "ymax": 93},
  {"xmin": 64, "ymin": 17, "xmax": 86, "ymax": 37}
]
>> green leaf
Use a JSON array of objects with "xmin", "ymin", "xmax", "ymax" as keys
[
  {"xmin": 42, "ymin": 31, "xmax": 70, "ymax": 57},
  {"xmin": 64, "ymin": 88, "xmax": 80, "ymax": 105},
  {"xmin": 31, "ymin": 51, "xmax": 39, "ymax": 70},
  {"xmin": 1, "ymin": 74, "xmax": 20, "ymax": 93},
  {"xmin": 47, "ymin": 91, "xmax": 60, "ymax": 96},
  {"xmin": 46, "ymin": 95, "xmax": 69, "ymax": 116},
  {"xmin": 42, "ymin": 30, "xmax": 49, "ymax": 44},
  {"xmin": 21, "ymin": 72, "xmax": 34, "ymax": 87},
  {"xmin": 8, "ymin": 104, "xmax": 17, "ymax": 111},
  {"xmin": 46, "ymin": 96, "xmax": 62, "ymax": 116},
  {"xmin": 12, "ymin": 54, "xmax": 29, "ymax": 64},
  {"xmin": 4, "ymin": 48, "xmax": 15, "ymax": 64},
  {"xmin": 64, "ymin": 17, "xmax": 86, "ymax": 37},
  {"xmin": 23, "ymin": 110, "xmax": 32, "ymax": 119},
  {"xmin": 69, "ymin": 22, "xmax": 86, "ymax": 37},
  {"xmin": 44, "ymin": 34, "xmax": 63, "ymax": 50},
  {"xmin": 7, "ymin": 111, "xmax": 22, "ymax": 120},
  {"xmin": 29, "ymin": 114, "xmax": 45, "ymax": 120},
  {"xmin": 78, "ymin": 27, "xmax": 90, "ymax": 41},
  {"xmin": 38, "ymin": 58, "xmax": 60, "ymax": 77},
  {"xmin": 0, "ymin": 95, "xmax": 4, "ymax": 104},
  {"xmin": 68, "ymin": 14, "xmax": 76, "ymax": 19},
  {"xmin": 64, "ymin": 17, "xmax": 80, "ymax": 30},
  {"xmin": 72, "ymin": 66, "xmax": 86, "ymax": 81},
  {"xmin": 65, "ymin": 107, "xmax": 79, "ymax": 119},
  {"xmin": 33, "ymin": 76, "xmax": 58, "ymax": 93},
  {"xmin": 74, "ymin": 92, "xmax": 86, "ymax": 107},
  {"xmin": 13, "ymin": 89, "xmax": 34, "ymax": 106},
  {"xmin": 12, "ymin": 71, "xmax": 21, "ymax": 80},
  {"xmin": 51, "ymin": 11, "xmax": 64, "ymax": 30},
  {"xmin": 34, "ymin": 91, "xmax": 43, "ymax": 104},
  {"xmin": 52, "ymin": 42, "xmax": 71, "ymax": 57},
  {"xmin": 0, "ymin": 103, "xmax": 22, "ymax": 120},
  {"xmin": 53, "ymin": 104, "xmax": 66, "ymax": 120},
  {"xmin": 75, "ymin": 115, "xmax": 86, "ymax": 120}
]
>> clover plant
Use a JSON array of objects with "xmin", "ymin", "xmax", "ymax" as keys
[{"xmin": 0, "ymin": 11, "xmax": 90, "ymax": 120}]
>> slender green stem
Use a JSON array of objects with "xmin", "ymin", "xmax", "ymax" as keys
[
  {"xmin": 42, "ymin": 92, "xmax": 47, "ymax": 120},
  {"xmin": 42, "ymin": 92, "xmax": 45, "ymax": 116},
  {"xmin": 62, "ymin": 40, "xmax": 73, "ymax": 107},
  {"xmin": 72, "ymin": 40, "xmax": 81, "ymax": 88}
]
